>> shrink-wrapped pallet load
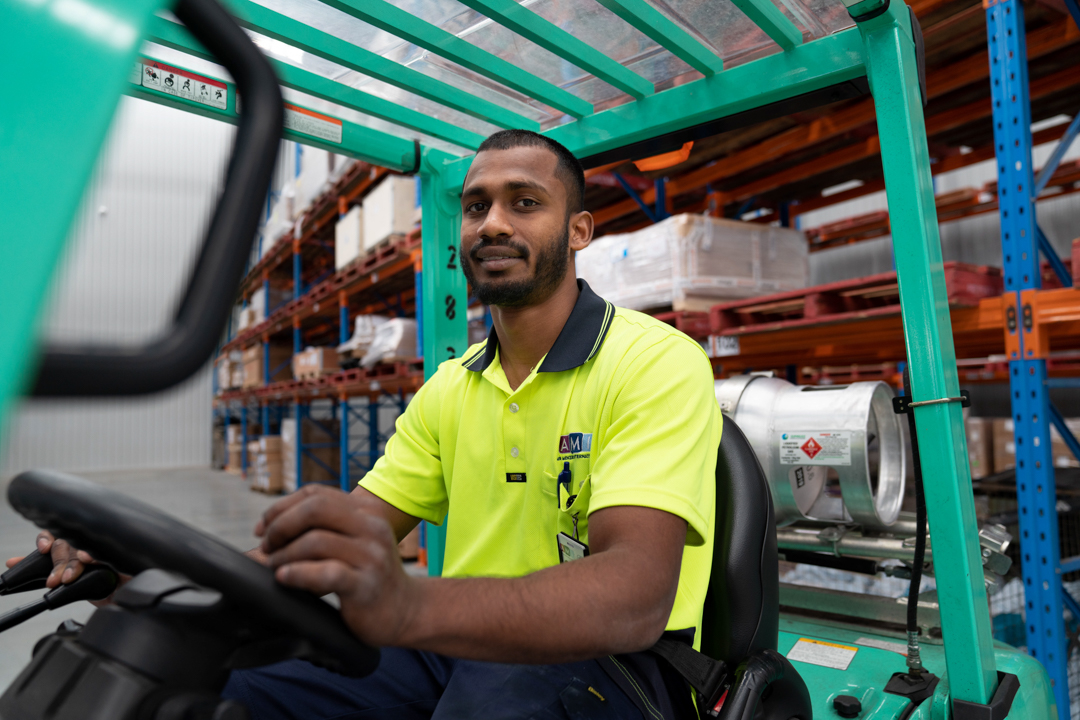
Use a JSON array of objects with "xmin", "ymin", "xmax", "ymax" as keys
[
  {"xmin": 338, "ymin": 315, "xmax": 390, "ymax": 366},
  {"xmin": 576, "ymin": 213, "xmax": 808, "ymax": 312},
  {"xmin": 360, "ymin": 318, "xmax": 417, "ymax": 368}
]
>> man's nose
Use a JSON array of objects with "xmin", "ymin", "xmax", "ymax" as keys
[{"xmin": 477, "ymin": 202, "xmax": 514, "ymax": 240}]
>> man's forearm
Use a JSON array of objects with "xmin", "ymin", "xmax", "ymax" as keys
[{"xmin": 398, "ymin": 546, "xmax": 673, "ymax": 664}]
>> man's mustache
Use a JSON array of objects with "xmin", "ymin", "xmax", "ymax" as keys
[{"xmin": 465, "ymin": 240, "xmax": 532, "ymax": 262}]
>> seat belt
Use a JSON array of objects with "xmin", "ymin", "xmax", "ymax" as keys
[{"xmin": 649, "ymin": 638, "xmax": 730, "ymax": 717}]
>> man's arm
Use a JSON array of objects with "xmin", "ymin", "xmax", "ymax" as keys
[{"xmin": 257, "ymin": 485, "xmax": 685, "ymax": 663}]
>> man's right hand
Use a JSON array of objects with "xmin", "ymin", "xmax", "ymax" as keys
[{"xmin": 5, "ymin": 531, "xmax": 98, "ymax": 589}]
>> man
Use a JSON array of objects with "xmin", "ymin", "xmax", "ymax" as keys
[{"xmin": 21, "ymin": 130, "xmax": 721, "ymax": 719}]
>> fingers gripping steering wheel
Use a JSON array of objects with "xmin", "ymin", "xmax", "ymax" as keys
[{"xmin": 8, "ymin": 469, "xmax": 380, "ymax": 677}]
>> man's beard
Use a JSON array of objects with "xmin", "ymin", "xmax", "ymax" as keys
[{"xmin": 461, "ymin": 228, "xmax": 570, "ymax": 308}]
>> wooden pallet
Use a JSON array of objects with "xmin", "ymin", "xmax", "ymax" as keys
[
  {"xmin": 709, "ymin": 261, "xmax": 1003, "ymax": 335},
  {"xmin": 652, "ymin": 311, "xmax": 711, "ymax": 340}
]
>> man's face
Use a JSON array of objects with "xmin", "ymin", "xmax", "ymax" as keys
[{"xmin": 459, "ymin": 146, "xmax": 577, "ymax": 308}]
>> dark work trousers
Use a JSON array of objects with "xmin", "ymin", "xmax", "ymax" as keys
[{"xmin": 221, "ymin": 650, "xmax": 651, "ymax": 720}]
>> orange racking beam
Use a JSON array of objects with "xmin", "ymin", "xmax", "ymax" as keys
[
  {"xmin": 711, "ymin": 289, "xmax": 1080, "ymax": 375},
  {"xmin": 590, "ymin": 18, "xmax": 1078, "ymax": 228},
  {"xmin": 701, "ymin": 65, "xmax": 1078, "ymax": 209}
]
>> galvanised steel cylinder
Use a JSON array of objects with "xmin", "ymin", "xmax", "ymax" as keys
[{"xmin": 715, "ymin": 375, "xmax": 906, "ymax": 529}]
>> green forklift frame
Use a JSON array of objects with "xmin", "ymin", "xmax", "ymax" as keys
[{"xmin": 0, "ymin": 0, "xmax": 1057, "ymax": 716}]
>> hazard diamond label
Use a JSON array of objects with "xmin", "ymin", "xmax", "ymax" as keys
[
  {"xmin": 800, "ymin": 437, "xmax": 822, "ymax": 459},
  {"xmin": 778, "ymin": 431, "xmax": 852, "ymax": 466}
]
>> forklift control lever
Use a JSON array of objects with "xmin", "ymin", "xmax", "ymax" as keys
[
  {"xmin": 0, "ymin": 548, "xmax": 53, "ymax": 595},
  {"xmin": 0, "ymin": 565, "xmax": 118, "ymax": 634}
]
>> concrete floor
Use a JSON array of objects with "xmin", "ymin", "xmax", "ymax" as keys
[{"xmin": 0, "ymin": 467, "xmax": 282, "ymax": 688}]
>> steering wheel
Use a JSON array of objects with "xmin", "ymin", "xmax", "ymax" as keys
[{"xmin": 7, "ymin": 469, "xmax": 379, "ymax": 677}]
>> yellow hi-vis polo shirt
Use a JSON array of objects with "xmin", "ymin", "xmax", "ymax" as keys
[{"xmin": 360, "ymin": 279, "xmax": 721, "ymax": 643}]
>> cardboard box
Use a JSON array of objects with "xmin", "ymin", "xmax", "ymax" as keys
[
  {"xmin": 965, "ymin": 416, "xmax": 992, "ymax": 480},
  {"xmin": 226, "ymin": 443, "xmax": 245, "ymax": 475},
  {"xmin": 252, "ymin": 448, "xmax": 284, "ymax": 494},
  {"xmin": 237, "ymin": 306, "xmax": 258, "ymax": 331},
  {"xmin": 250, "ymin": 286, "xmax": 292, "ymax": 322},
  {"xmin": 293, "ymin": 347, "xmax": 340, "ymax": 380},
  {"xmin": 335, "ymin": 205, "xmax": 364, "ymax": 270},
  {"xmin": 363, "ymin": 176, "xmax": 416, "ymax": 248},
  {"xmin": 991, "ymin": 417, "xmax": 1080, "ymax": 473},
  {"xmin": 992, "ymin": 418, "xmax": 1016, "ymax": 473},
  {"xmin": 281, "ymin": 418, "xmax": 341, "ymax": 490},
  {"xmin": 226, "ymin": 425, "xmax": 243, "ymax": 445},
  {"xmin": 259, "ymin": 435, "xmax": 283, "ymax": 454},
  {"xmin": 242, "ymin": 343, "xmax": 294, "ymax": 388}
]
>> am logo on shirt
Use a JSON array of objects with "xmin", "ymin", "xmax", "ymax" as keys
[{"xmin": 558, "ymin": 433, "xmax": 592, "ymax": 454}]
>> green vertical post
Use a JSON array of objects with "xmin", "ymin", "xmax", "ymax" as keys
[
  {"xmin": 419, "ymin": 150, "xmax": 469, "ymax": 576},
  {"xmin": 857, "ymin": 3, "xmax": 997, "ymax": 706},
  {"xmin": 0, "ymin": 0, "xmax": 169, "ymax": 442}
]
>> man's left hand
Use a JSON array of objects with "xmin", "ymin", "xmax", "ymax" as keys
[{"xmin": 256, "ymin": 484, "xmax": 419, "ymax": 647}]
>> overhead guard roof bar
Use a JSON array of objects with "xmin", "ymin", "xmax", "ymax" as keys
[
  {"xmin": 221, "ymin": 0, "xmax": 536, "ymax": 131},
  {"xmin": 316, "ymin": 0, "xmax": 593, "ymax": 118},
  {"xmin": 153, "ymin": 0, "xmax": 864, "ymax": 166},
  {"xmin": 455, "ymin": 0, "xmax": 654, "ymax": 99},
  {"xmin": 730, "ymin": 0, "xmax": 804, "ymax": 49},
  {"xmin": 148, "ymin": 17, "xmax": 487, "ymax": 150},
  {"xmin": 593, "ymin": 0, "xmax": 725, "ymax": 75}
]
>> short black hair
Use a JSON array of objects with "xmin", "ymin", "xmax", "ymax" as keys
[{"xmin": 475, "ymin": 130, "xmax": 585, "ymax": 214}]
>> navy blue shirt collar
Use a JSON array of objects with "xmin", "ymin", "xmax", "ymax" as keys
[{"xmin": 462, "ymin": 279, "xmax": 614, "ymax": 374}]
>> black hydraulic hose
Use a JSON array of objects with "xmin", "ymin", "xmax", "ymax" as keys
[{"xmin": 902, "ymin": 367, "xmax": 927, "ymax": 673}]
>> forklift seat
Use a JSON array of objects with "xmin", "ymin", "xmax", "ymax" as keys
[{"xmin": 700, "ymin": 418, "xmax": 812, "ymax": 719}]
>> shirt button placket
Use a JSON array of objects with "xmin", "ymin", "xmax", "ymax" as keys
[{"xmin": 506, "ymin": 398, "xmax": 525, "ymax": 471}]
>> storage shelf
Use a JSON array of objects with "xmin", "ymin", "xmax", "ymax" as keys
[
  {"xmin": 217, "ymin": 359, "xmax": 424, "ymax": 404},
  {"xmin": 709, "ymin": 285, "xmax": 1080, "ymax": 376}
]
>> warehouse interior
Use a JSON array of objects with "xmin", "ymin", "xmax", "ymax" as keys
[{"xmin": 3, "ymin": 0, "xmax": 1080, "ymax": 717}]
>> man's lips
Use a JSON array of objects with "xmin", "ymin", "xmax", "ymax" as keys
[
  {"xmin": 473, "ymin": 246, "xmax": 524, "ymax": 271},
  {"xmin": 477, "ymin": 256, "xmax": 523, "ymax": 271}
]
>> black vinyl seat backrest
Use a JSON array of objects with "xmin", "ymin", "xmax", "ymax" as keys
[{"xmin": 699, "ymin": 417, "xmax": 779, "ymax": 667}]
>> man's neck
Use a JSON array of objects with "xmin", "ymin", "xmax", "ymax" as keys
[{"xmin": 491, "ymin": 273, "xmax": 579, "ymax": 390}]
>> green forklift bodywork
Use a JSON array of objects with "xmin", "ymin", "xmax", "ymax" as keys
[{"xmin": 0, "ymin": 0, "xmax": 1054, "ymax": 716}]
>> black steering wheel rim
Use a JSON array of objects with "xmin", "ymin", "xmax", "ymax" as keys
[{"xmin": 7, "ymin": 469, "xmax": 379, "ymax": 677}]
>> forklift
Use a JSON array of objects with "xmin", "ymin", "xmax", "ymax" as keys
[{"xmin": 0, "ymin": 0, "xmax": 1058, "ymax": 716}]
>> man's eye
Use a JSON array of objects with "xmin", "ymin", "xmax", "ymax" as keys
[
  {"xmin": 466, "ymin": 202, "xmax": 486, "ymax": 212},
  {"xmin": 518, "ymin": 198, "xmax": 538, "ymax": 207}
]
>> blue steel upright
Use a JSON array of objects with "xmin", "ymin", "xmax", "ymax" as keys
[{"xmin": 987, "ymin": 0, "xmax": 1069, "ymax": 712}]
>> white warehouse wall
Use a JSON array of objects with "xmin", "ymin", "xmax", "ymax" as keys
[{"xmin": 1, "ymin": 97, "xmax": 235, "ymax": 476}]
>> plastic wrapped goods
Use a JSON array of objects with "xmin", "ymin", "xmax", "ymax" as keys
[
  {"xmin": 337, "ymin": 315, "xmax": 390, "ymax": 360},
  {"xmin": 576, "ymin": 214, "xmax": 808, "ymax": 311},
  {"xmin": 360, "ymin": 318, "xmax": 418, "ymax": 368}
]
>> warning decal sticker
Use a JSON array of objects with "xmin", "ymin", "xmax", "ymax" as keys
[
  {"xmin": 132, "ymin": 60, "xmax": 227, "ymax": 110},
  {"xmin": 779, "ymin": 431, "xmax": 853, "ymax": 466},
  {"xmin": 284, "ymin": 103, "xmax": 343, "ymax": 144},
  {"xmin": 787, "ymin": 638, "xmax": 858, "ymax": 670}
]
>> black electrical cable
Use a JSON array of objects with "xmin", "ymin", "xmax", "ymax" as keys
[{"xmin": 902, "ymin": 367, "xmax": 928, "ymax": 672}]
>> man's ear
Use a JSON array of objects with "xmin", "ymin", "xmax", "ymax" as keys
[{"xmin": 568, "ymin": 210, "xmax": 594, "ymax": 252}]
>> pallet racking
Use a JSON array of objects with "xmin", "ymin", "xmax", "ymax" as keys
[{"xmin": 213, "ymin": 161, "xmax": 426, "ymax": 492}]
